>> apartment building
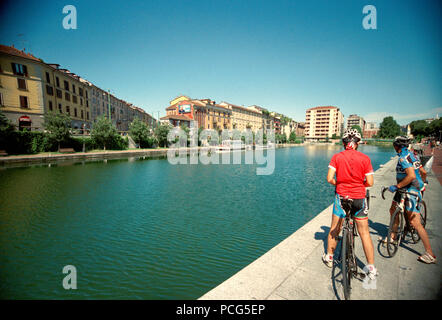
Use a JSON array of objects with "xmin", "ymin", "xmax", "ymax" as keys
[
  {"xmin": 0, "ymin": 44, "xmax": 153, "ymax": 133},
  {"xmin": 363, "ymin": 122, "xmax": 379, "ymax": 138},
  {"xmin": 346, "ymin": 114, "xmax": 366, "ymax": 131},
  {"xmin": 162, "ymin": 96, "xmax": 232, "ymax": 130},
  {"xmin": 90, "ymin": 86, "xmax": 153, "ymax": 131},
  {"xmin": 280, "ymin": 119, "xmax": 298, "ymax": 140},
  {"xmin": 219, "ymin": 101, "xmax": 262, "ymax": 132},
  {"xmin": 305, "ymin": 106, "xmax": 344, "ymax": 140},
  {"xmin": 249, "ymin": 105, "xmax": 274, "ymax": 132},
  {"xmin": 162, "ymin": 95, "xmax": 301, "ymax": 139},
  {"xmin": 0, "ymin": 44, "xmax": 91, "ymax": 131},
  {"xmin": 296, "ymin": 122, "xmax": 306, "ymax": 137}
]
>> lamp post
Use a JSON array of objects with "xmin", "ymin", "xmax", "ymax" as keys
[{"xmin": 107, "ymin": 90, "xmax": 111, "ymax": 121}]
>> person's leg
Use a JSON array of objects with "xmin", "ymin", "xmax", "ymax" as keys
[
  {"xmin": 327, "ymin": 213, "xmax": 344, "ymax": 255},
  {"xmin": 355, "ymin": 218, "xmax": 374, "ymax": 265},
  {"xmin": 407, "ymin": 211, "xmax": 435, "ymax": 257},
  {"xmin": 388, "ymin": 201, "xmax": 400, "ymax": 241}
]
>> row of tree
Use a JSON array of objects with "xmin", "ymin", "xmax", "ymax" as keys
[
  {"xmin": 0, "ymin": 109, "xmax": 173, "ymax": 154},
  {"xmin": 409, "ymin": 118, "xmax": 442, "ymax": 141}
]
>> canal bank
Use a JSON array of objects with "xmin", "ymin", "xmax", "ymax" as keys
[
  {"xmin": 199, "ymin": 157, "xmax": 442, "ymax": 300},
  {"xmin": 0, "ymin": 143, "xmax": 304, "ymax": 167}
]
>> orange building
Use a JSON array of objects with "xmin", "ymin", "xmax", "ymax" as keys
[{"xmin": 161, "ymin": 96, "xmax": 232, "ymax": 130}]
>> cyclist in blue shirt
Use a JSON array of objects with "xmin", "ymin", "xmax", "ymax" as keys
[{"xmin": 386, "ymin": 136, "xmax": 436, "ymax": 264}]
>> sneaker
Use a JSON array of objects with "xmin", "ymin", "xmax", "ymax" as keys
[
  {"xmin": 417, "ymin": 252, "xmax": 437, "ymax": 264},
  {"xmin": 322, "ymin": 253, "xmax": 333, "ymax": 268},
  {"xmin": 366, "ymin": 264, "xmax": 378, "ymax": 280}
]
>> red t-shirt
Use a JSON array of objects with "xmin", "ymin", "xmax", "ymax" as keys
[{"xmin": 328, "ymin": 149, "xmax": 374, "ymax": 199}]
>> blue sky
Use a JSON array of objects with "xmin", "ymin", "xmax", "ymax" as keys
[{"xmin": 0, "ymin": 0, "xmax": 440, "ymax": 124}]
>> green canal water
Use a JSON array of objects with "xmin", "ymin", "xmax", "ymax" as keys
[{"xmin": 0, "ymin": 145, "xmax": 394, "ymax": 299}]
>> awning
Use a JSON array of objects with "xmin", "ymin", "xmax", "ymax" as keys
[{"xmin": 19, "ymin": 116, "xmax": 32, "ymax": 122}]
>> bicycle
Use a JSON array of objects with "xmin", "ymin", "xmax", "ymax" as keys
[
  {"xmin": 339, "ymin": 196, "xmax": 359, "ymax": 300},
  {"xmin": 380, "ymin": 187, "xmax": 427, "ymax": 257}
]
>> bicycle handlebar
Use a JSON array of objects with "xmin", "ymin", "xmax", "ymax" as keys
[{"xmin": 381, "ymin": 186, "xmax": 419, "ymax": 200}]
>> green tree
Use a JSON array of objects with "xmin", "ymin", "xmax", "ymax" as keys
[
  {"xmin": 428, "ymin": 118, "xmax": 442, "ymax": 139},
  {"xmin": 289, "ymin": 131, "xmax": 297, "ymax": 142},
  {"xmin": 351, "ymin": 125, "xmax": 363, "ymax": 138},
  {"xmin": 91, "ymin": 115, "xmax": 119, "ymax": 150},
  {"xmin": 409, "ymin": 120, "xmax": 429, "ymax": 137},
  {"xmin": 154, "ymin": 124, "xmax": 171, "ymax": 147},
  {"xmin": 378, "ymin": 116, "xmax": 401, "ymax": 138},
  {"xmin": 275, "ymin": 133, "xmax": 287, "ymax": 144},
  {"xmin": 129, "ymin": 117, "xmax": 151, "ymax": 148},
  {"xmin": 0, "ymin": 110, "xmax": 15, "ymax": 150},
  {"xmin": 44, "ymin": 112, "xmax": 71, "ymax": 151}
]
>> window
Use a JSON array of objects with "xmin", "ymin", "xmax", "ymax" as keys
[
  {"xmin": 79, "ymin": 88, "xmax": 83, "ymax": 97},
  {"xmin": 72, "ymin": 95, "xmax": 77, "ymax": 104},
  {"xmin": 17, "ymin": 78, "xmax": 27, "ymax": 90},
  {"xmin": 85, "ymin": 90, "xmax": 88, "ymax": 99},
  {"xmin": 58, "ymin": 103, "xmax": 62, "ymax": 113},
  {"xmin": 64, "ymin": 80, "xmax": 69, "ymax": 91},
  {"xmin": 80, "ymin": 98, "xmax": 83, "ymax": 106},
  {"xmin": 81, "ymin": 110, "xmax": 84, "ymax": 119},
  {"xmin": 19, "ymin": 96, "xmax": 29, "ymax": 108},
  {"xmin": 74, "ymin": 108, "xmax": 77, "ymax": 117},
  {"xmin": 46, "ymin": 85, "xmax": 53, "ymax": 95},
  {"xmin": 0, "ymin": 92, "xmax": 3, "ymax": 106},
  {"xmin": 86, "ymin": 100, "xmax": 89, "ymax": 108},
  {"xmin": 72, "ymin": 84, "xmax": 76, "ymax": 94},
  {"xmin": 11, "ymin": 63, "xmax": 28, "ymax": 76},
  {"xmin": 56, "ymin": 77, "xmax": 60, "ymax": 87},
  {"xmin": 45, "ymin": 72, "xmax": 51, "ymax": 83},
  {"xmin": 66, "ymin": 106, "xmax": 70, "ymax": 115},
  {"xmin": 56, "ymin": 89, "xmax": 62, "ymax": 98},
  {"xmin": 48, "ymin": 101, "xmax": 53, "ymax": 111},
  {"xmin": 65, "ymin": 92, "xmax": 70, "ymax": 101},
  {"xmin": 87, "ymin": 112, "xmax": 89, "ymax": 120}
]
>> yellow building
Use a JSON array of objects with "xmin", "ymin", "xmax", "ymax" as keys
[
  {"xmin": 0, "ymin": 44, "xmax": 91, "ymax": 131},
  {"xmin": 219, "ymin": 102, "xmax": 262, "ymax": 132},
  {"xmin": 0, "ymin": 45, "xmax": 46, "ymax": 130}
]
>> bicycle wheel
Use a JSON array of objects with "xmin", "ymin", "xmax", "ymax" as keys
[
  {"xmin": 411, "ymin": 200, "xmax": 427, "ymax": 243},
  {"xmin": 341, "ymin": 225, "xmax": 353, "ymax": 300},
  {"xmin": 387, "ymin": 208, "xmax": 403, "ymax": 257}
]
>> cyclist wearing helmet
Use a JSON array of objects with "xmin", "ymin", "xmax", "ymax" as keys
[
  {"xmin": 386, "ymin": 136, "xmax": 436, "ymax": 264},
  {"xmin": 323, "ymin": 129, "xmax": 378, "ymax": 279}
]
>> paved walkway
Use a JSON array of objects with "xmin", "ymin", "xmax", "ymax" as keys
[
  {"xmin": 200, "ymin": 157, "xmax": 441, "ymax": 300},
  {"xmin": 424, "ymin": 146, "xmax": 442, "ymax": 185}
]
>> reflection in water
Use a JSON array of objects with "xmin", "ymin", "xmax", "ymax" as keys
[{"xmin": 0, "ymin": 145, "xmax": 393, "ymax": 299}]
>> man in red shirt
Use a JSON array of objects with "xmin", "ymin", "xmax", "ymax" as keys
[{"xmin": 322, "ymin": 129, "xmax": 378, "ymax": 279}]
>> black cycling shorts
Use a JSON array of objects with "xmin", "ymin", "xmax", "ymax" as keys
[{"xmin": 333, "ymin": 194, "xmax": 369, "ymax": 220}]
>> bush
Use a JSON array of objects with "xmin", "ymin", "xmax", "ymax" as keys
[{"xmin": 0, "ymin": 131, "xmax": 58, "ymax": 155}]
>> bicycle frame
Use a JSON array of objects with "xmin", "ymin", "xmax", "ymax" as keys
[
  {"xmin": 381, "ymin": 187, "xmax": 426, "ymax": 256},
  {"xmin": 340, "ymin": 199, "xmax": 358, "ymax": 300}
]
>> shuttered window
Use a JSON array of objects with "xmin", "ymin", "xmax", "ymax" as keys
[{"xmin": 19, "ymin": 96, "xmax": 29, "ymax": 108}]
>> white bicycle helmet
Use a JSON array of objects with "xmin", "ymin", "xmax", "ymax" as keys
[
  {"xmin": 393, "ymin": 136, "xmax": 411, "ymax": 149},
  {"xmin": 342, "ymin": 128, "xmax": 362, "ymax": 143}
]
